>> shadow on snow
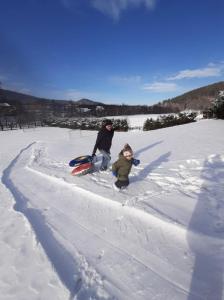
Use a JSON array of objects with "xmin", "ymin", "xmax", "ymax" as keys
[
  {"xmin": 187, "ymin": 155, "xmax": 224, "ymax": 300},
  {"xmin": 132, "ymin": 151, "xmax": 171, "ymax": 183},
  {"xmin": 134, "ymin": 140, "xmax": 163, "ymax": 158}
]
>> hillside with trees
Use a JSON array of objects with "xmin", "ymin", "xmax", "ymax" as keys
[{"xmin": 161, "ymin": 81, "xmax": 224, "ymax": 111}]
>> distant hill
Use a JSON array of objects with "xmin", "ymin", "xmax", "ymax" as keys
[
  {"xmin": 161, "ymin": 81, "xmax": 224, "ymax": 111},
  {"xmin": 0, "ymin": 88, "xmax": 101, "ymax": 106},
  {"xmin": 76, "ymin": 98, "xmax": 104, "ymax": 106},
  {"xmin": 0, "ymin": 88, "xmax": 106, "ymax": 119},
  {"xmin": 0, "ymin": 88, "xmax": 48, "ymax": 104}
]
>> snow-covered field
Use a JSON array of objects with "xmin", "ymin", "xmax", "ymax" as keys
[
  {"xmin": 105, "ymin": 114, "xmax": 170, "ymax": 128},
  {"xmin": 0, "ymin": 119, "xmax": 224, "ymax": 300}
]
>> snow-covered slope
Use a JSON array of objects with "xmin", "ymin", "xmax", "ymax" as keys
[{"xmin": 0, "ymin": 119, "xmax": 224, "ymax": 300}]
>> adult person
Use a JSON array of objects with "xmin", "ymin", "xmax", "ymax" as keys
[{"xmin": 92, "ymin": 119, "xmax": 114, "ymax": 171}]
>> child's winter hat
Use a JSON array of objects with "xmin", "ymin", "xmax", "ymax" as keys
[{"xmin": 123, "ymin": 143, "xmax": 133, "ymax": 154}]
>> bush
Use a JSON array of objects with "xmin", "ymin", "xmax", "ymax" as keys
[
  {"xmin": 143, "ymin": 113, "xmax": 196, "ymax": 131},
  {"xmin": 44, "ymin": 118, "xmax": 129, "ymax": 131}
]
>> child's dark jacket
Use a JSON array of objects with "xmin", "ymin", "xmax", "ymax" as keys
[{"xmin": 112, "ymin": 153, "xmax": 132, "ymax": 181}]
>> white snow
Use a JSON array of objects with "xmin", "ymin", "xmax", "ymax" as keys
[
  {"xmin": 0, "ymin": 119, "xmax": 224, "ymax": 300},
  {"xmin": 104, "ymin": 114, "xmax": 171, "ymax": 128}
]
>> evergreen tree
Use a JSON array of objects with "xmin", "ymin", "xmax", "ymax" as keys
[
  {"xmin": 143, "ymin": 113, "xmax": 196, "ymax": 131},
  {"xmin": 212, "ymin": 91, "xmax": 224, "ymax": 119}
]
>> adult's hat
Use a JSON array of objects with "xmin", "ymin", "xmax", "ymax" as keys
[{"xmin": 104, "ymin": 119, "xmax": 113, "ymax": 126}]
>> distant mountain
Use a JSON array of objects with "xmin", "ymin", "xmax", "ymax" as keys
[
  {"xmin": 0, "ymin": 88, "xmax": 48, "ymax": 104},
  {"xmin": 76, "ymin": 98, "xmax": 104, "ymax": 106},
  {"xmin": 0, "ymin": 88, "xmax": 107, "ymax": 119},
  {"xmin": 161, "ymin": 81, "xmax": 224, "ymax": 111},
  {"xmin": 0, "ymin": 88, "xmax": 102, "ymax": 106}
]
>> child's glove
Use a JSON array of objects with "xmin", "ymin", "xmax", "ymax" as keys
[
  {"xmin": 112, "ymin": 171, "xmax": 117, "ymax": 177},
  {"xmin": 132, "ymin": 158, "xmax": 140, "ymax": 166}
]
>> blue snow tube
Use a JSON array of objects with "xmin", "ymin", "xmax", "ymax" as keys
[{"xmin": 69, "ymin": 155, "xmax": 93, "ymax": 167}]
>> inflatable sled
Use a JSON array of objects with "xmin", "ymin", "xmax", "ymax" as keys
[
  {"xmin": 69, "ymin": 155, "xmax": 94, "ymax": 176},
  {"xmin": 71, "ymin": 162, "xmax": 94, "ymax": 176},
  {"xmin": 69, "ymin": 155, "xmax": 92, "ymax": 167}
]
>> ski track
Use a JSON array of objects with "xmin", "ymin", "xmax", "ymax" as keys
[{"xmin": 2, "ymin": 141, "xmax": 224, "ymax": 300}]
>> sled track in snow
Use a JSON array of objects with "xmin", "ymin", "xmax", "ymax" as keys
[
  {"xmin": 1, "ymin": 143, "xmax": 192, "ymax": 299},
  {"xmin": 2, "ymin": 146, "xmax": 81, "ymax": 299},
  {"xmin": 3, "ymin": 142, "xmax": 223, "ymax": 300},
  {"xmin": 28, "ymin": 164, "xmax": 187, "ymax": 243},
  {"xmin": 1, "ymin": 143, "xmax": 114, "ymax": 300}
]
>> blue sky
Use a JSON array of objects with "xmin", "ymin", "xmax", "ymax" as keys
[{"xmin": 0, "ymin": 0, "xmax": 224, "ymax": 105}]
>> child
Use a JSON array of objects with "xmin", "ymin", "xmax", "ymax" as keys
[{"xmin": 112, "ymin": 144, "xmax": 140, "ymax": 190}]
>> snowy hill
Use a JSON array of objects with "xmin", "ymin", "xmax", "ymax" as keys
[{"xmin": 0, "ymin": 119, "xmax": 224, "ymax": 300}]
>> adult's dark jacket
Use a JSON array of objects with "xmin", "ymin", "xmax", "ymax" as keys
[{"xmin": 92, "ymin": 127, "xmax": 114, "ymax": 155}]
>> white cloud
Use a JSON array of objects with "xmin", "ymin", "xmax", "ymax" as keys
[
  {"xmin": 92, "ymin": 0, "xmax": 156, "ymax": 20},
  {"xmin": 167, "ymin": 66, "xmax": 223, "ymax": 80},
  {"xmin": 143, "ymin": 81, "xmax": 178, "ymax": 92},
  {"xmin": 109, "ymin": 75, "xmax": 142, "ymax": 84}
]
